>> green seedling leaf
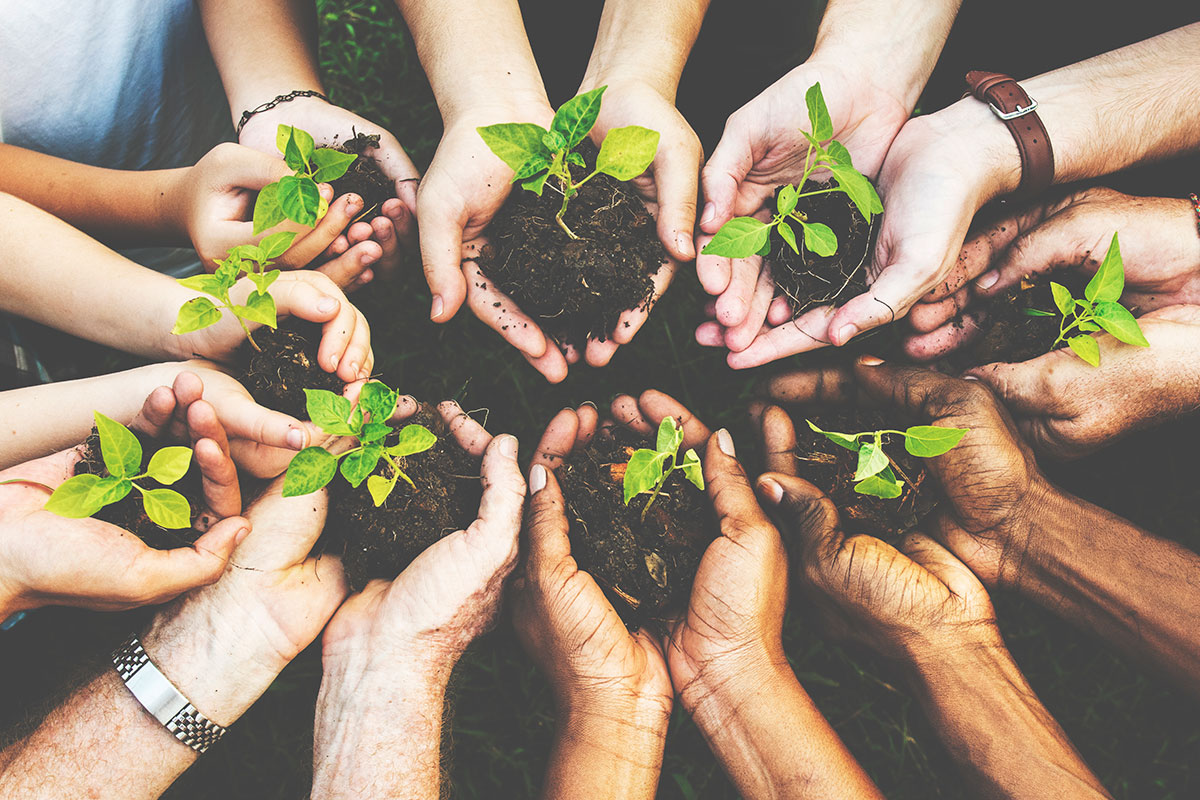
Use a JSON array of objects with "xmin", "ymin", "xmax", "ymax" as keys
[
  {"xmin": 805, "ymin": 82, "xmax": 834, "ymax": 141},
  {"xmin": 1021, "ymin": 307, "xmax": 1055, "ymax": 317},
  {"xmin": 778, "ymin": 221, "xmax": 799, "ymax": 254},
  {"xmin": 513, "ymin": 154, "xmax": 551, "ymax": 182},
  {"xmin": 1077, "ymin": 320, "xmax": 1101, "ymax": 332},
  {"xmin": 146, "ymin": 447, "xmax": 193, "ymax": 485},
  {"xmin": 855, "ymin": 466, "xmax": 903, "ymax": 499},
  {"xmin": 282, "ymin": 447, "xmax": 338, "ymax": 497},
  {"xmin": 141, "ymin": 488, "xmax": 191, "ymax": 529},
  {"xmin": 656, "ymin": 417, "xmax": 684, "ymax": 456},
  {"xmin": 679, "ymin": 448, "xmax": 704, "ymax": 490},
  {"xmin": 807, "ymin": 420, "xmax": 860, "ymax": 451},
  {"xmin": 214, "ymin": 261, "xmax": 241, "ymax": 288},
  {"xmin": 1050, "ymin": 282, "xmax": 1074, "ymax": 316},
  {"xmin": 305, "ymin": 389, "xmax": 358, "ymax": 437},
  {"xmin": 177, "ymin": 273, "xmax": 228, "ymax": 298},
  {"xmin": 95, "ymin": 412, "xmax": 141, "ymax": 478},
  {"xmin": 904, "ymin": 426, "xmax": 968, "ymax": 457},
  {"xmin": 1092, "ymin": 301, "xmax": 1148, "ymax": 347},
  {"xmin": 279, "ymin": 126, "xmax": 315, "ymax": 171},
  {"xmin": 802, "ymin": 221, "xmax": 838, "ymax": 257},
  {"xmin": 701, "ymin": 217, "xmax": 771, "ymax": 258},
  {"xmin": 777, "ymin": 184, "xmax": 800, "ymax": 217},
  {"xmin": 826, "ymin": 141, "xmax": 853, "ymax": 168},
  {"xmin": 387, "ymin": 424, "xmax": 436, "ymax": 458},
  {"xmin": 367, "ymin": 473, "xmax": 398, "ymax": 506},
  {"xmin": 340, "ymin": 444, "xmax": 383, "ymax": 488},
  {"xmin": 542, "ymin": 130, "xmax": 567, "ymax": 153},
  {"xmin": 1085, "ymin": 232, "xmax": 1124, "ymax": 303},
  {"xmin": 566, "ymin": 152, "xmax": 587, "ymax": 168},
  {"xmin": 248, "ymin": 269, "xmax": 280, "ymax": 297},
  {"xmin": 311, "ymin": 148, "xmax": 358, "ymax": 183},
  {"xmin": 552, "ymin": 86, "xmax": 606, "ymax": 149},
  {"xmin": 227, "ymin": 244, "xmax": 264, "ymax": 264},
  {"xmin": 360, "ymin": 421, "xmax": 390, "ymax": 444},
  {"xmin": 234, "ymin": 291, "xmax": 277, "ymax": 328},
  {"xmin": 854, "ymin": 442, "xmax": 889, "ymax": 481},
  {"xmin": 86, "ymin": 476, "xmax": 133, "ymax": 507},
  {"xmin": 477, "ymin": 123, "xmax": 552, "ymax": 173},
  {"xmin": 172, "ymin": 297, "xmax": 223, "ymax": 335},
  {"xmin": 359, "ymin": 382, "xmax": 399, "ymax": 423},
  {"xmin": 596, "ymin": 126, "xmax": 660, "ymax": 181},
  {"xmin": 1067, "ymin": 334, "xmax": 1101, "ymax": 366},
  {"xmin": 829, "ymin": 164, "xmax": 883, "ymax": 222},
  {"xmin": 521, "ymin": 170, "xmax": 551, "ymax": 196},
  {"xmin": 44, "ymin": 474, "xmax": 105, "ymax": 518},
  {"xmin": 623, "ymin": 449, "xmax": 667, "ymax": 505},
  {"xmin": 278, "ymin": 175, "xmax": 321, "ymax": 227},
  {"xmin": 259, "ymin": 231, "xmax": 297, "ymax": 260},
  {"xmin": 252, "ymin": 183, "xmax": 286, "ymax": 235}
]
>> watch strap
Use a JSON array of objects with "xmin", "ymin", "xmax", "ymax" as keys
[
  {"xmin": 965, "ymin": 70, "xmax": 1055, "ymax": 199},
  {"xmin": 112, "ymin": 633, "xmax": 227, "ymax": 754}
]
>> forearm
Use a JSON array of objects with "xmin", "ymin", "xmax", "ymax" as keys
[
  {"xmin": 0, "ymin": 146, "xmax": 187, "ymax": 247},
  {"xmin": 580, "ymin": 0, "xmax": 710, "ymax": 98},
  {"xmin": 543, "ymin": 697, "xmax": 669, "ymax": 799},
  {"xmin": 906, "ymin": 637, "xmax": 1109, "ymax": 799}
]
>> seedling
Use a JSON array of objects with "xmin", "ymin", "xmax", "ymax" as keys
[
  {"xmin": 807, "ymin": 420, "xmax": 967, "ymax": 499},
  {"xmin": 254, "ymin": 125, "xmax": 359, "ymax": 232},
  {"xmin": 702, "ymin": 82, "xmax": 882, "ymax": 260},
  {"xmin": 477, "ymin": 86, "xmax": 660, "ymax": 239},
  {"xmin": 43, "ymin": 413, "xmax": 193, "ymax": 528},
  {"xmin": 1021, "ymin": 232, "xmax": 1148, "ymax": 366},
  {"xmin": 622, "ymin": 418, "xmax": 704, "ymax": 519},
  {"xmin": 282, "ymin": 383, "xmax": 436, "ymax": 506}
]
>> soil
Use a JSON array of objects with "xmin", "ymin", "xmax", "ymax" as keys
[
  {"xmin": 771, "ymin": 180, "xmax": 874, "ymax": 316},
  {"xmin": 476, "ymin": 142, "xmax": 666, "ymax": 344},
  {"xmin": 556, "ymin": 425, "xmax": 718, "ymax": 632},
  {"xmin": 791, "ymin": 408, "xmax": 936, "ymax": 539},
  {"xmin": 235, "ymin": 318, "xmax": 344, "ymax": 419},
  {"xmin": 324, "ymin": 407, "xmax": 483, "ymax": 591},
  {"xmin": 327, "ymin": 130, "xmax": 397, "ymax": 213},
  {"xmin": 73, "ymin": 429, "xmax": 205, "ymax": 549}
]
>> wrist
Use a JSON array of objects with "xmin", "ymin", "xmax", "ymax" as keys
[
  {"xmin": 902, "ymin": 98, "xmax": 1023, "ymax": 203},
  {"xmin": 228, "ymin": 82, "xmax": 326, "ymax": 133},
  {"xmin": 680, "ymin": 644, "xmax": 792, "ymax": 729},
  {"xmin": 439, "ymin": 85, "xmax": 552, "ymax": 130},
  {"xmin": 559, "ymin": 685, "xmax": 672, "ymax": 737}
]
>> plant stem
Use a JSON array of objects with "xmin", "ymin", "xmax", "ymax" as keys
[
  {"xmin": 639, "ymin": 475, "xmax": 667, "ymax": 522},
  {"xmin": 0, "ymin": 478, "xmax": 55, "ymax": 493},
  {"xmin": 238, "ymin": 315, "xmax": 262, "ymax": 352},
  {"xmin": 793, "ymin": 188, "xmax": 841, "ymax": 200},
  {"xmin": 555, "ymin": 191, "xmax": 580, "ymax": 239}
]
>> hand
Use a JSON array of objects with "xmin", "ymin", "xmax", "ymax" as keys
[
  {"xmin": 694, "ymin": 62, "xmax": 910, "ymax": 360},
  {"xmin": 171, "ymin": 142, "xmax": 383, "ymax": 290},
  {"xmin": 906, "ymin": 187, "xmax": 1200, "ymax": 358},
  {"xmin": 754, "ymin": 404, "xmax": 998, "ymax": 659},
  {"xmin": 0, "ymin": 374, "xmax": 249, "ymax": 616}
]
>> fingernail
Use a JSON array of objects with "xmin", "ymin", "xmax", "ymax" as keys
[
  {"xmin": 286, "ymin": 428, "xmax": 306, "ymax": 450},
  {"xmin": 962, "ymin": 374, "xmax": 980, "ymax": 381},
  {"xmin": 858, "ymin": 354, "xmax": 884, "ymax": 366},
  {"xmin": 836, "ymin": 324, "xmax": 858, "ymax": 346},
  {"xmin": 500, "ymin": 434, "xmax": 519, "ymax": 459},
  {"xmin": 320, "ymin": 185, "xmax": 334, "ymax": 200},
  {"xmin": 700, "ymin": 202, "xmax": 715, "ymax": 226},
  {"xmin": 716, "ymin": 428, "xmax": 736, "ymax": 457},
  {"xmin": 347, "ymin": 194, "xmax": 362, "ymax": 209},
  {"xmin": 431, "ymin": 295, "xmax": 445, "ymax": 320},
  {"xmin": 358, "ymin": 367, "xmax": 370, "ymax": 380},
  {"xmin": 975, "ymin": 270, "xmax": 1000, "ymax": 291},
  {"xmin": 580, "ymin": 400, "xmax": 598, "ymax": 410},
  {"xmin": 317, "ymin": 297, "xmax": 339, "ymax": 313},
  {"xmin": 361, "ymin": 250, "xmax": 379, "ymax": 264},
  {"xmin": 530, "ymin": 464, "xmax": 547, "ymax": 494},
  {"xmin": 235, "ymin": 526, "xmax": 251, "ymax": 545},
  {"xmin": 758, "ymin": 477, "xmax": 783, "ymax": 505},
  {"xmin": 676, "ymin": 232, "xmax": 695, "ymax": 260}
]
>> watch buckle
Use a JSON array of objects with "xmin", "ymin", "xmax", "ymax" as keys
[{"xmin": 989, "ymin": 99, "xmax": 1038, "ymax": 121}]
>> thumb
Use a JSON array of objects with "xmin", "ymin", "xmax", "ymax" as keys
[
  {"xmin": 524, "ymin": 463, "xmax": 572, "ymax": 577},
  {"xmin": 130, "ymin": 516, "xmax": 250, "ymax": 603},
  {"xmin": 756, "ymin": 472, "xmax": 843, "ymax": 567},
  {"xmin": 270, "ymin": 273, "xmax": 344, "ymax": 325},
  {"xmin": 965, "ymin": 359, "xmax": 1052, "ymax": 416},
  {"xmin": 700, "ymin": 122, "xmax": 754, "ymax": 233},
  {"xmin": 978, "ymin": 207, "xmax": 1101, "ymax": 298},
  {"xmin": 217, "ymin": 144, "xmax": 293, "ymax": 192},
  {"xmin": 897, "ymin": 532, "xmax": 986, "ymax": 600},
  {"xmin": 416, "ymin": 193, "xmax": 469, "ymax": 323},
  {"xmin": 653, "ymin": 146, "xmax": 701, "ymax": 261}
]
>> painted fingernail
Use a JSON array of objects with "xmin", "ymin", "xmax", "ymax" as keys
[
  {"xmin": 700, "ymin": 202, "xmax": 715, "ymax": 226},
  {"xmin": 835, "ymin": 324, "xmax": 858, "ymax": 345},
  {"xmin": 431, "ymin": 295, "xmax": 445, "ymax": 320},
  {"xmin": 530, "ymin": 463, "xmax": 547, "ymax": 494},
  {"xmin": 716, "ymin": 428, "xmax": 736, "ymax": 457},
  {"xmin": 976, "ymin": 270, "xmax": 1000, "ymax": 290},
  {"xmin": 758, "ymin": 477, "xmax": 783, "ymax": 505},
  {"xmin": 235, "ymin": 526, "xmax": 251, "ymax": 545},
  {"xmin": 317, "ymin": 297, "xmax": 339, "ymax": 313},
  {"xmin": 500, "ymin": 435, "xmax": 519, "ymax": 459},
  {"xmin": 286, "ymin": 428, "xmax": 306, "ymax": 450},
  {"xmin": 858, "ymin": 355, "xmax": 884, "ymax": 366}
]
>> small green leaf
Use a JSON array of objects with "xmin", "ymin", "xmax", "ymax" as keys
[
  {"xmin": 1050, "ymin": 282, "xmax": 1074, "ymax": 316},
  {"xmin": 826, "ymin": 141, "xmax": 853, "ymax": 168},
  {"xmin": 141, "ymin": 488, "xmax": 191, "ymax": 529},
  {"xmin": 595, "ymin": 126, "xmax": 660, "ymax": 181},
  {"xmin": 756, "ymin": 236, "xmax": 772, "ymax": 257},
  {"xmin": 477, "ymin": 123, "xmax": 552, "ymax": 172},
  {"xmin": 172, "ymin": 297, "xmax": 223, "ymax": 335},
  {"xmin": 566, "ymin": 152, "xmax": 586, "ymax": 168},
  {"xmin": 1067, "ymin": 334, "xmax": 1101, "ymax": 366},
  {"xmin": 656, "ymin": 417, "xmax": 683, "ymax": 455},
  {"xmin": 521, "ymin": 171, "xmax": 551, "ymax": 196},
  {"xmin": 701, "ymin": 217, "xmax": 771, "ymax": 258},
  {"xmin": 807, "ymin": 420, "xmax": 860, "ymax": 451},
  {"xmin": 854, "ymin": 466, "xmax": 903, "ymax": 499},
  {"xmin": 145, "ymin": 447, "xmax": 193, "ymax": 485},
  {"xmin": 44, "ymin": 474, "xmax": 105, "ymax": 518},
  {"xmin": 228, "ymin": 244, "xmax": 265, "ymax": 265},
  {"xmin": 177, "ymin": 273, "xmax": 228, "ymax": 298},
  {"xmin": 801, "ymin": 221, "xmax": 838, "ymax": 257},
  {"xmin": 1076, "ymin": 320, "xmax": 1101, "ymax": 332},
  {"xmin": 367, "ymin": 473, "xmax": 398, "ymax": 506},
  {"xmin": 542, "ymin": 130, "xmax": 567, "ymax": 153},
  {"xmin": 282, "ymin": 447, "xmax": 338, "ymax": 497},
  {"xmin": 278, "ymin": 175, "xmax": 320, "ymax": 227},
  {"xmin": 1092, "ymin": 301, "xmax": 1148, "ymax": 347},
  {"xmin": 1021, "ymin": 307, "xmax": 1055, "ymax": 317},
  {"xmin": 305, "ymin": 389, "xmax": 358, "ymax": 436},
  {"xmin": 86, "ymin": 476, "xmax": 133, "ymax": 507},
  {"xmin": 249, "ymin": 269, "xmax": 280, "ymax": 297},
  {"xmin": 1085, "ymin": 232, "xmax": 1124, "ymax": 303},
  {"xmin": 805, "ymin": 82, "xmax": 834, "ymax": 141},
  {"xmin": 854, "ymin": 442, "xmax": 889, "ymax": 481},
  {"xmin": 360, "ymin": 421, "xmax": 390, "ymax": 443},
  {"xmin": 233, "ymin": 291, "xmax": 277, "ymax": 328},
  {"xmin": 679, "ymin": 448, "xmax": 704, "ymax": 490},
  {"xmin": 279, "ymin": 126, "xmax": 315, "ymax": 171},
  {"xmin": 513, "ymin": 154, "xmax": 551, "ymax": 182},
  {"xmin": 387, "ymin": 424, "xmax": 437, "ymax": 458},
  {"xmin": 253, "ymin": 183, "xmax": 287, "ymax": 234},
  {"xmin": 359, "ymin": 382, "xmax": 399, "ymax": 423},
  {"xmin": 259, "ymin": 231, "xmax": 297, "ymax": 260},
  {"xmin": 214, "ymin": 261, "xmax": 241, "ymax": 288},
  {"xmin": 95, "ymin": 412, "xmax": 141, "ymax": 478},
  {"xmin": 552, "ymin": 86, "xmax": 606, "ymax": 149},
  {"xmin": 623, "ymin": 449, "xmax": 666, "ymax": 505},
  {"xmin": 777, "ymin": 184, "xmax": 799, "ymax": 217},
  {"xmin": 829, "ymin": 164, "xmax": 882, "ymax": 222},
  {"xmin": 778, "ymin": 221, "xmax": 799, "ymax": 254},
  {"xmin": 340, "ymin": 444, "xmax": 383, "ymax": 488},
  {"xmin": 903, "ymin": 426, "xmax": 968, "ymax": 457},
  {"xmin": 311, "ymin": 148, "xmax": 358, "ymax": 183}
]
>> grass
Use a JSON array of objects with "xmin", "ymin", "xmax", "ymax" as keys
[{"xmin": 2, "ymin": 2, "xmax": 1197, "ymax": 798}]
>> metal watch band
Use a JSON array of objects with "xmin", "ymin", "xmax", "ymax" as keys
[
  {"xmin": 965, "ymin": 70, "xmax": 1055, "ymax": 200},
  {"xmin": 112, "ymin": 634, "xmax": 227, "ymax": 754}
]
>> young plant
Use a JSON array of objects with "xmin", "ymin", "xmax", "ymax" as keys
[
  {"xmin": 477, "ymin": 86, "xmax": 660, "ymax": 239},
  {"xmin": 1021, "ymin": 232, "xmax": 1148, "ymax": 366},
  {"xmin": 43, "ymin": 413, "xmax": 193, "ymax": 528},
  {"xmin": 807, "ymin": 420, "xmax": 968, "ymax": 499},
  {"xmin": 282, "ymin": 383, "xmax": 436, "ymax": 506},
  {"xmin": 702, "ymin": 82, "xmax": 882, "ymax": 260},
  {"xmin": 622, "ymin": 418, "xmax": 704, "ymax": 519},
  {"xmin": 253, "ymin": 125, "xmax": 359, "ymax": 232}
]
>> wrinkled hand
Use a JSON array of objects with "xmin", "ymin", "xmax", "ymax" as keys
[
  {"xmin": 754, "ymin": 404, "xmax": 997, "ymax": 659},
  {"xmin": 695, "ymin": 63, "xmax": 909, "ymax": 362},
  {"xmin": 906, "ymin": 187, "xmax": 1200, "ymax": 359},
  {"xmin": 239, "ymin": 96, "xmax": 419, "ymax": 278},
  {"xmin": 0, "ymin": 373, "xmax": 249, "ymax": 615}
]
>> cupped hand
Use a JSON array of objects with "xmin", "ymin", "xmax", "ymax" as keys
[
  {"xmin": 0, "ymin": 374, "xmax": 250, "ymax": 615},
  {"xmin": 906, "ymin": 187, "xmax": 1200, "ymax": 359}
]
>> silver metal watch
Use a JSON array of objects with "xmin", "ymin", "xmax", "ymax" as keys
[{"xmin": 112, "ymin": 633, "xmax": 228, "ymax": 754}]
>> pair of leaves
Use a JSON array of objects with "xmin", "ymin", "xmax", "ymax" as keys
[
  {"xmin": 622, "ymin": 418, "xmax": 705, "ymax": 505},
  {"xmin": 1051, "ymin": 233, "xmax": 1148, "ymax": 366},
  {"xmin": 701, "ymin": 213, "xmax": 837, "ymax": 260},
  {"xmin": 807, "ymin": 421, "xmax": 967, "ymax": 499},
  {"xmin": 253, "ymin": 126, "xmax": 354, "ymax": 234}
]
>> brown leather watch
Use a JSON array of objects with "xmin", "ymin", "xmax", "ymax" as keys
[{"xmin": 965, "ymin": 71, "xmax": 1055, "ymax": 200}]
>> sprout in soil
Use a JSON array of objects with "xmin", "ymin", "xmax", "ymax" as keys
[
  {"xmin": 622, "ymin": 417, "xmax": 704, "ymax": 519},
  {"xmin": 282, "ymin": 383, "xmax": 436, "ymax": 506},
  {"xmin": 477, "ymin": 86, "xmax": 660, "ymax": 240},
  {"xmin": 702, "ymin": 82, "xmax": 882, "ymax": 261},
  {"xmin": 1020, "ymin": 232, "xmax": 1148, "ymax": 366},
  {"xmin": 807, "ymin": 420, "xmax": 968, "ymax": 499}
]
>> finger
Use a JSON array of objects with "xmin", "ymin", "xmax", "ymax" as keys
[
  {"xmin": 704, "ymin": 428, "xmax": 774, "ymax": 535},
  {"xmin": 575, "ymin": 402, "xmax": 599, "ymax": 447},
  {"xmin": 438, "ymin": 400, "xmax": 492, "ymax": 457},
  {"xmin": 533, "ymin": 408, "xmax": 580, "ymax": 469},
  {"xmin": 637, "ymin": 390, "xmax": 711, "ymax": 450},
  {"xmin": 367, "ymin": 214, "xmax": 401, "ymax": 276},
  {"xmin": 903, "ymin": 311, "xmax": 988, "ymax": 362},
  {"xmin": 315, "ymin": 241, "xmax": 381, "ymax": 290},
  {"xmin": 696, "ymin": 235, "xmax": 733, "ymax": 296},
  {"xmin": 416, "ymin": 193, "xmax": 469, "ymax": 322},
  {"xmin": 133, "ymin": 385, "xmax": 179, "ymax": 438},
  {"xmin": 653, "ymin": 146, "xmax": 701, "ymax": 262},
  {"xmin": 755, "ymin": 472, "xmax": 843, "ymax": 566},
  {"xmin": 525, "ymin": 463, "xmax": 572, "ymax": 575},
  {"xmin": 965, "ymin": 358, "xmax": 1054, "ymax": 416},
  {"xmin": 826, "ymin": 270, "xmax": 919, "ymax": 347},
  {"xmin": 278, "ymin": 191, "xmax": 365, "ymax": 268},
  {"xmin": 977, "ymin": 206, "xmax": 1102, "ymax": 298},
  {"xmin": 390, "ymin": 394, "xmax": 421, "ymax": 423},
  {"xmin": 763, "ymin": 364, "xmax": 856, "ymax": 405},
  {"xmin": 584, "ymin": 336, "xmax": 620, "ymax": 369},
  {"xmin": 337, "ymin": 307, "xmax": 373, "ymax": 382},
  {"xmin": 211, "ymin": 391, "xmax": 309, "ymax": 451},
  {"xmin": 897, "ymin": 532, "xmax": 987, "ymax": 600},
  {"xmin": 759, "ymin": 405, "xmax": 798, "ymax": 476},
  {"xmin": 724, "ymin": 262, "xmax": 776, "ymax": 353},
  {"xmin": 694, "ymin": 320, "xmax": 728, "ymax": 347},
  {"xmin": 193, "ymin": 436, "xmax": 241, "ymax": 520},
  {"xmin": 609, "ymin": 258, "xmax": 677, "ymax": 346},
  {"xmin": 765, "ymin": 296, "xmax": 792, "ymax": 327},
  {"xmin": 852, "ymin": 357, "xmax": 983, "ymax": 422},
  {"xmin": 611, "ymin": 394, "xmax": 653, "ymax": 436},
  {"xmin": 382, "ymin": 196, "xmax": 417, "ymax": 251},
  {"xmin": 465, "ymin": 262, "xmax": 549, "ymax": 359},
  {"xmin": 714, "ymin": 256, "xmax": 764, "ymax": 328},
  {"xmin": 520, "ymin": 343, "xmax": 570, "ymax": 384},
  {"xmin": 127, "ymin": 516, "xmax": 249, "ymax": 603},
  {"xmin": 463, "ymin": 434, "xmax": 525, "ymax": 567},
  {"xmin": 726, "ymin": 305, "xmax": 838, "ymax": 369},
  {"xmin": 909, "ymin": 287, "xmax": 971, "ymax": 334},
  {"xmin": 701, "ymin": 119, "xmax": 755, "ymax": 232}
]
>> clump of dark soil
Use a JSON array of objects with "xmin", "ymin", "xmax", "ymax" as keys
[
  {"xmin": 74, "ymin": 429, "xmax": 204, "ymax": 549},
  {"xmin": 235, "ymin": 318, "xmax": 344, "ymax": 418},
  {"xmin": 324, "ymin": 407, "xmax": 482, "ymax": 591},
  {"xmin": 328, "ymin": 130, "xmax": 397, "ymax": 213},
  {"xmin": 476, "ymin": 142, "xmax": 666, "ymax": 344},
  {"xmin": 770, "ymin": 180, "xmax": 874, "ymax": 316},
  {"xmin": 792, "ymin": 408, "xmax": 936, "ymax": 539},
  {"xmin": 556, "ymin": 425, "xmax": 717, "ymax": 631}
]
